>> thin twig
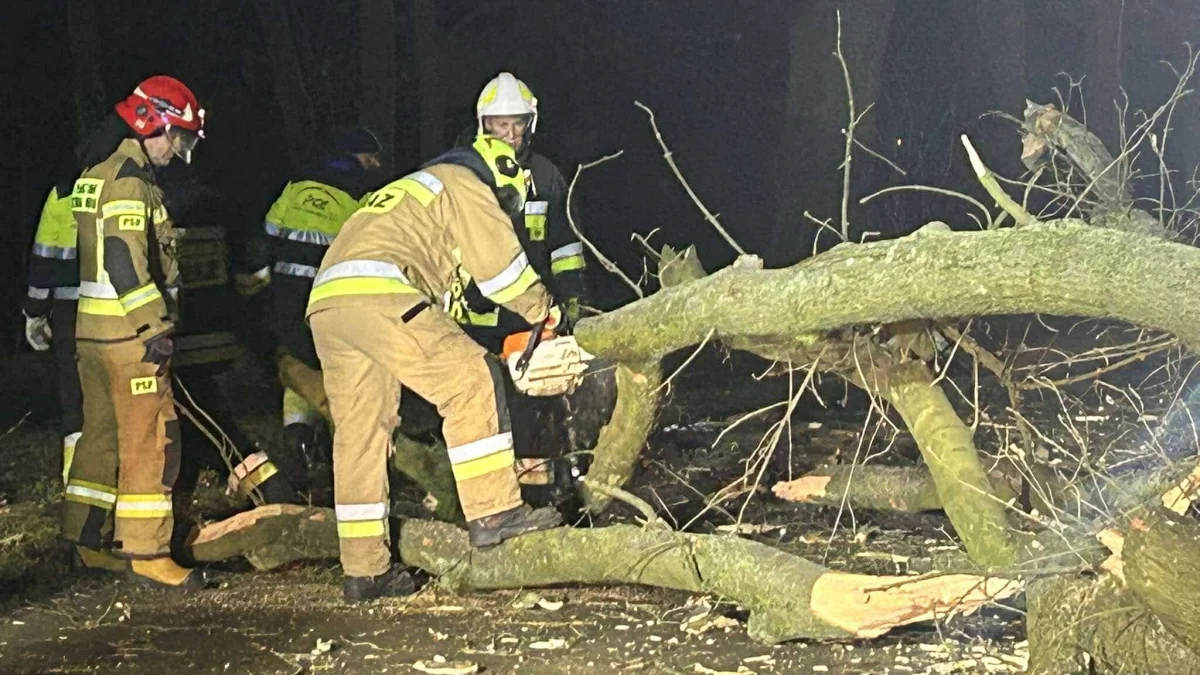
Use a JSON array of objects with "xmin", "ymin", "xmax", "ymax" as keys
[
  {"xmin": 835, "ymin": 9, "xmax": 856, "ymax": 240},
  {"xmin": 565, "ymin": 151, "xmax": 643, "ymax": 298},
  {"xmin": 634, "ymin": 100, "xmax": 746, "ymax": 255},
  {"xmin": 859, "ymin": 185, "xmax": 992, "ymax": 229},
  {"xmin": 656, "ymin": 328, "xmax": 716, "ymax": 394},
  {"xmin": 961, "ymin": 134, "xmax": 1034, "ymax": 228},
  {"xmin": 583, "ymin": 479, "xmax": 668, "ymax": 529}
]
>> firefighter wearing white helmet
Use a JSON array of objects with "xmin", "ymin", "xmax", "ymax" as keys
[{"xmin": 454, "ymin": 72, "xmax": 588, "ymax": 347}]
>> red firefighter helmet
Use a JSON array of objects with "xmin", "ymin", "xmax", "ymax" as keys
[{"xmin": 115, "ymin": 75, "xmax": 206, "ymax": 163}]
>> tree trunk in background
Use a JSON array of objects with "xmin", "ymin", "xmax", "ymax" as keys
[
  {"xmin": 67, "ymin": 0, "xmax": 106, "ymax": 143},
  {"xmin": 974, "ymin": 0, "xmax": 1027, "ymax": 115},
  {"xmin": 771, "ymin": 0, "xmax": 897, "ymax": 263},
  {"xmin": 1084, "ymin": 0, "xmax": 1127, "ymax": 148},
  {"xmin": 359, "ymin": 0, "xmax": 397, "ymax": 168},
  {"xmin": 412, "ymin": 0, "xmax": 444, "ymax": 160},
  {"xmin": 252, "ymin": 0, "xmax": 317, "ymax": 169}
]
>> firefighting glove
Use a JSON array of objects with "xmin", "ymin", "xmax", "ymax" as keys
[
  {"xmin": 23, "ymin": 312, "xmax": 51, "ymax": 352},
  {"xmin": 234, "ymin": 266, "xmax": 272, "ymax": 296},
  {"xmin": 142, "ymin": 333, "xmax": 175, "ymax": 376}
]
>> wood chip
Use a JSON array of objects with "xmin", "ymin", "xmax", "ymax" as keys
[
  {"xmin": 412, "ymin": 660, "xmax": 479, "ymax": 675},
  {"xmin": 530, "ymin": 638, "xmax": 569, "ymax": 650}
]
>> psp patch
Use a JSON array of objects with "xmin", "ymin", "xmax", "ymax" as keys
[{"xmin": 130, "ymin": 376, "xmax": 158, "ymax": 395}]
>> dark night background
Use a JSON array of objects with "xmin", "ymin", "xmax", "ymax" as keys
[{"xmin": 1, "ymin": 0, "xmax": 1198, "ymax": 355}]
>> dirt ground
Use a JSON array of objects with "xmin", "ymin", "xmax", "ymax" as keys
[{"xmin": 0, "ymin": 339, "xmax": 1109, "ymax": 674}]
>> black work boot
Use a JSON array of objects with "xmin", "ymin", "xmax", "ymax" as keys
[
  {"xmin": 343, "ymin": 564, "xmax": 417, "ymax": 603},
  {"xmin": 467, "ymin": 505, "xmax": 563, "ymax": 548}
]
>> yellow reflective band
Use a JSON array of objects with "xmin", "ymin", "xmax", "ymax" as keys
[
  {"xmin": 525, "ymin": 214, "xmax": 546, "ymax": 241},
  {"xmin": 551, "ymin": 255, "xmax": 587, "ymax": 274},
  {"xmin": 467, "ymin": 309, "xmax": 500, "ymax": 327},
  {"xmin": 337, "ymin": 520, "xmax": 387, "ymax": 539},
  {"xmin": 308, "ymin": 276, "xmax": 419, "ymax": 305},
  {"xmin": 119, "ymin": 284, "xmax": 162, "ymax": 312},
  {"xmin": 486, "ymin": 266, "xmax": 539, "ymax": 305},
  {"xmin": 130, "ymin": 377, "xmax": 158, "ymax": 396},
  {"xmin": 244, "ymin": 462, "xmax": 279, "ymax": 490},
  {"xmin": 395, "ymin": 177, "xmax": 438, "ymax": 206},
  {"xmin": 71, "ymin": 179, "xmax": 104, "ymax": 213},
  {"xmin": 78, "ymin": 297, "xmax": 127, "ymax": 316},
  {"xmin": 115, "ymin": 494, "xmax": 173, "ymax": 519},
  {"xmin": 101, "ymin": 199, "xmax": 147, "ymax": 219},
  {"xmin": 451, "ymin": 449, "xmax": 517, "ymax": 482},
  {"xmin": 65, "ymin": 480, "xmax": 118, "ymax": 510}
]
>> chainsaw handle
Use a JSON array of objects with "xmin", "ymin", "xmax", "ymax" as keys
[{"xmin": 514, "ymin": 317, "xmax": 549, "ymax": 375}]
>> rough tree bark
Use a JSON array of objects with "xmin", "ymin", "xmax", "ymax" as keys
[
  {"xmin": 187, "ymin": 504, "xmax": 1020, "ymax": 645},
  {"xmin": 575, "ymin": 222, "xmax": 1200, "ymax": 362}
]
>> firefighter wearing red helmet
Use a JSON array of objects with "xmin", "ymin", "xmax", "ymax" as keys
[{"xmin": 61, "ymin": 75, "xmax": 207, "ymax": 589}]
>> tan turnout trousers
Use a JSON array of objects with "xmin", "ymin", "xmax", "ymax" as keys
[
  {"xmin": 63, "ymin": 340, "xmax": 180, "ymax": 557},
  {"xmin": 312, "ymin": 301, "xmax": 522, "ymax": 578}
]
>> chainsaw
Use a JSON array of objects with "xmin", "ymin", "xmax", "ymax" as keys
[{"xmin": 501, "ymin": 322, "xmax": 593, "ymax": 397}]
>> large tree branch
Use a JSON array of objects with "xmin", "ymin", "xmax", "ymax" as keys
[{"xmin": 575, "ymin": 221, "xmax": 1200, "ymax": 362}]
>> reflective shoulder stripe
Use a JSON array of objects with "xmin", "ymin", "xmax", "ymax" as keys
[
  {"xmin": 406, "ymin": 170, "xmax": 445, "ymax": 196},
  {"xmin": 477, "ymin": 252, "xmax": 539, "ymax": 304},
  {"xmin": 31, "ymin": 243, "xmax": 78, "ymax": 260},
  {"xmin": 550, "ymin": 242, "xmax": 584, "ymax": 261},
  {"xmin": 101, "ymin": 199, "xmax": 147, "ymax": 219},
  {"xmin": 27, "ymin": 286, "xmax": 50, "ymax": 300},
  {"xmin": 525, "ymin": 201, "xmax": 549, "ymax": 215},
  {"xmin": 273, "ymin": 261, "xmax": 319, "ymax": 278},
  {"xmin": 53, "ymin": 287, "xmax": 80, "ymax": 300}
]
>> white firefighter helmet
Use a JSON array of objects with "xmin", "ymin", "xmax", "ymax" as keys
[{"xmin": 476, "ymin": 72, "xmax": 538, "ymax": 134}]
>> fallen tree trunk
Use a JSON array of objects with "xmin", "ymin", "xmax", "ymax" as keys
[
  {"xmin": 188, "ymin": 505, "xmax": 1020, "ymax": 644},
  {"xmin": 575, "ymin": 222, "xmax": 1200, "ymax": 362}
]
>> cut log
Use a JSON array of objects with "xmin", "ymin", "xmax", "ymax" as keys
[
  {"xmin": 1027, "ymin": 574, "xmax": 1200, "ymax": 674},
  {"xmin": 188, "ymin": 505, "xmax": 1020, "ymax": 644},
  {"xmin": 187, "ymin": 504, "xmax": 338, "ymax": 571},
  {"xmin": 774, "ymin": 464, "xmax": 1019, "ymax": 513},
  {"xmin": 1123, "ymin": 508, "xmax": 1200, "ymax": 657}
]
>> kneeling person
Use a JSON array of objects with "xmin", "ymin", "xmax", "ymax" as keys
[{"xmin": 306, "ymin": 134, "xmax": 564, "ymax": 602}]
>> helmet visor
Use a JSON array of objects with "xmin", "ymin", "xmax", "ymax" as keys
[{"xmin": 166, "ymin": 126, "xmax": 202, "ymax": 164}]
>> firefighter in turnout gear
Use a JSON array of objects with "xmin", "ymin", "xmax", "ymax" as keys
[
  {"xmin": 307, "ymin": 134, "xmax": 564, "ymax": 602},
  {"xmin": 445, "ymin": 73, "xmax": 592, "ymax": 494},
  {"xmin": 23, "ymin": 175, "xmax": 83, "ymax": 484},
  {"xmin": 228, "ymin": 128, "xmax": 384, "ymax": 502},
  {"xmin": 62, "ymin": 75, "xmax": 206, "ymax": 588},
  {"xmin": 449, "ymin": 72, "xmax": 588, "ymax": 350}
]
